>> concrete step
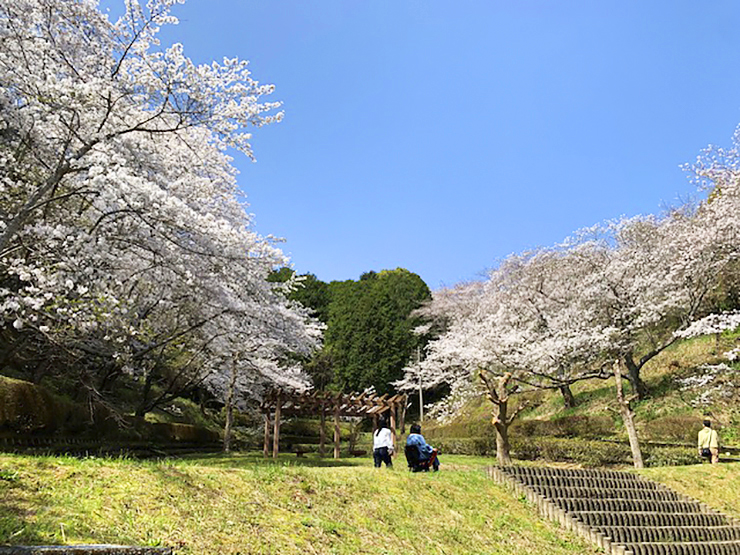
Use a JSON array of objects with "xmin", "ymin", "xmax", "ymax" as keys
[
  {"xmin": 512, "ymin": 473, "xmax": 661, "ymax": 491},
  {"xmin": 574, "ymin": 510, "xmax": 729, "ymax": 528},
  {"xmin": 555, "ymin": 497, "xmax": 703, "ymax": 513},
  {"xmin": 489, "ymin": 465, "xmax": 740, "ymax": 555},
  {"xmin": 502, "ymin": 465, "xmax": 643, "ymax": 481},
  {"xmin": 599, "ymin": 525, "xmax": 740, "ymax": 543},
  {"xmin": 532, "ymin": 485, "xmax": 682, "ymax": 501},
  {"xmin": 624, "ymin": 541, "xmax": 740, "ymax": 555}
]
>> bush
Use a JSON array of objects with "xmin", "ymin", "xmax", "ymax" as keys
[
  {"xmin": 433, "ymin": 437, "xmax": 496, "ymax": 456},
  {"xmin": 150, "ymin": 422, "xmax": 220, "ymax": 443},
  {"xmin": 510, "ymin": 436, "xmax": 702, "ymax": 468},
  {"xmin": 642, "ymin": 415, "xmax": 704, "ymax": 444},
  {"xmin": 0, "ymin": 376, "xmax": 86, "ymax": 434},
  {"xmin": 511, "ymin": 437, "xmax": 632, "ymax": 467},
  {"xmin": 643, "ymin": 446, "xmax": 701, "ymax": 467},
  {"xmin": 511, "ymin": 415, "xmax": 616, "ymax": 440}
]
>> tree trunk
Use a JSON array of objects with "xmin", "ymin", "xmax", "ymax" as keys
[
  {"xmin": 134, "ymin": 368, "xmax": 155, "ymax": 418},
  {"xmin": 263, "ymin": 413, "xmax": 270, "ymax": 458},
  {"xmin": 493, "ymin": 399, "xmax": 512, "ymax": 465},
  {"xmin": 624, "ymin": 353, "xmax": 649, "ymax": 400},
  {"xmin": 615, "ymin": 362, "xmax": 643, "ymax": 468},
  {"xmin": 333, "ymin": 407, "xmax": 340, "ymax": 459},
  {"xmin": 480, "ymin": 370, "xmax": 515, "ymax": 465},
  {"xmin": 319, "ymin": 409, "xmax": 326, "ymax": 458},
  {"xmin": 560, "ymin": 384, "xmax": 576, "ymax": 409},
  {"xmin": 222, "ymin": 358, "xmax": 238, "ymax": 453}
]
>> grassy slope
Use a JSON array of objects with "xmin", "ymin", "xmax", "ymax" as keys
[
  {"xmin": 0, "ymin": 453, "xmax": 601, "ymax": 555},
  {"xmin": 641, "ymin": 462, "xmax": 740, "ymax": 521}
]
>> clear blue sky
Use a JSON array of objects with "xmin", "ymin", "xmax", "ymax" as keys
[{"xmin": 103, "ymin": 0, "xmax": 740, "ymax": 289}]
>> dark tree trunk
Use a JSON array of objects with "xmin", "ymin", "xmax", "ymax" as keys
[
  {"xmin": 560, "ymin": 384, "xmax": 576, "ymax": 409},
  {"xmin": 493, "ymin": 399, "xmax": 512, "ymax": 465},
  {"xmin": 624, "ymin": 354, "xmax": 649, "ymax": 400},
  {"xmin": 134, "ymin": 369, "xmax": 155, "ymax": 418},
  {"xmin": 480, "ymin": 370, "xmax": 525, "ymax": 466},
  {"xmin": 223, "ymin": 358, "xmax": 238, "ymax": 453}
]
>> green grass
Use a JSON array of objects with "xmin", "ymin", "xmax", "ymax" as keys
[
  {"xmin": 0, "ymin": 452, "xmax": 601, "ymax": 554},
  {"xmin": 641, "ymin": 462, "xmax": 740, "ymax": 519}
]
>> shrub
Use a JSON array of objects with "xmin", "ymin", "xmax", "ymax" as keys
[
  {"xmin": 511, "ymin": 415, "xmax": 616, "ymax": 440},
  {"xmin": 642, "ymin": 415, "xmax": 704, "ymax": 444},
  {"xmin": 0, "ymin": 376, "xmax": 85, "ymax": 434},
  {"xmin": 643, "ymin": 446, "xmax": 701, "ymax": 467},
  {"xmin": 433, "ymin": 437, "xmax": 496, "ymax": 456},
  {"xmin": 511, "ymin": 437, "xmax": 632, "ymax": 467}
]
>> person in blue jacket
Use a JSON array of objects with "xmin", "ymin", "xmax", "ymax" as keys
[{"xmin": 406, "ymin": 423, "xmax": 440, "ymax": 471}]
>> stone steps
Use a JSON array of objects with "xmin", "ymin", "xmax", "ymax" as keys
[
  {"xmin": 488, "ymin": 465, "xmax": 740, "ymax": 555},
  {"xmin": 531, "ymin": 486, "xmax": 681, "ymax": 501},
  {"xmin": 576, "ymin": 511, "xmax": 729, "ymax": 528},
  {"xmin": 602, "ymin": 526, "xmax": 740, "ymax": 543}
]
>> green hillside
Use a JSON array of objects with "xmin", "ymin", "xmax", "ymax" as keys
[{"xmin": 423, "ymin": 332, "xmax": 740, "ymax": 467}]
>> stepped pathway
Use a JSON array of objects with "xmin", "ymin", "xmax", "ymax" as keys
[{"xmin": 488, "ymin": 465, "xmax": 740, "ymax": 555}]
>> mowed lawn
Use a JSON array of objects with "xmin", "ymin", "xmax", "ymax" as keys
[{"xmin": 0, "ymin": 452, "xmax": 602, "ymax": 555}]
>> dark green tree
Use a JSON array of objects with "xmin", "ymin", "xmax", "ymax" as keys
[
  {"xmin": 326, "ymin": 268, "xmax": 431, "ymax": 394},
  {"xmin": 268, "ymin": 269, "xmax": 331, "ymax": 323}
]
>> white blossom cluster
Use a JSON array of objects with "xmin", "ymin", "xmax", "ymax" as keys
[
  {"xmin": 674, "ymin": 312, "xmax": 740, "ymax": 339},
  {"xmin": 676, "ymin": 363, "xmax": 739, "ymax": 407},
  {"xmin": 0, "ymin": 0, "xmax": 320, "ymax": 410},
  {"xmin": 726, "ymin": 347, "xmax": 740, "ymax": 362},
  {"xmin": 401, "ymin": 124, "xmax": 740, "ymax": 421}
]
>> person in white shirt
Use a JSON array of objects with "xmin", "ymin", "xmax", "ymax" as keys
[
  {"xmin": 698, "ymin": 419, "xmax": 720, "ymax": 464},
  {"xmin": 373, "ymin": 416, "xmax": 394, "ymax": 468}
]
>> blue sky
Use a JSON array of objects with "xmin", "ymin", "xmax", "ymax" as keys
[{"xmin": 104, "ymin": 1, "xmax": 740, "ymax": 289}]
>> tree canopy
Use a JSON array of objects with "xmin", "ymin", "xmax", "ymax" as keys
[
  {"xmin": 0, "ymin": 0, "xmax": 320, "ymax": 419},
  {"xmin": 326, "ymin": 268, "xmax": 431, "ymax": 394}
]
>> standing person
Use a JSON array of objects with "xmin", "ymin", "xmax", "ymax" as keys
[
  {"xmin": 698, "ymin": 419, "xmax": 720, "ymax": 464},
  {"xmin": 406, "ymin": 423, "xmax": 440, "ymax": 471},
  {"xmin": 373, "ymin": 416, "xmax": 394, "ymax": 468}
]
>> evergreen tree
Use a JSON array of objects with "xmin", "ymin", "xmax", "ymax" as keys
[{"xmin": 326, "ymin": 268, "xmax": 431, "ymax": 394}]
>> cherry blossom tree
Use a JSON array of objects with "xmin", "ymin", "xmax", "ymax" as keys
[
  {"xmin": 394, "ymin": 281, "xmax": 484, "ymax": 418},
  {"xmin": 414, "ymin": 206, "xmax": 737, "ymax": 463},
  {"xmin": 0, "ymin": 0, "xmax": 320, "ymax": 417}
]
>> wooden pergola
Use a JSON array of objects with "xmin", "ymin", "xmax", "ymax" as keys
[{"xmin": 260, "ymin": 389, "xmax": 408, "ymax": 459}]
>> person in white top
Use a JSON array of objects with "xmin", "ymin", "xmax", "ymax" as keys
[
  {"xmin": 373, "ymin": 416, "xmax": 394, "ymax": 468},
  {"xmin": 698, "ymin": 419, "xmax": 720, "ymax": 464}
]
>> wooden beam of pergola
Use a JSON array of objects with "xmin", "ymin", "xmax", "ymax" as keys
[{"xmin": 260, "ymin": 389, "xmax": 408, "ymax": 459}]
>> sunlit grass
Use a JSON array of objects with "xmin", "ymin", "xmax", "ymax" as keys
[
  {"xmin": 641, "ymin": 462, "xmax": 740, "ymax": 519},
  {"xmin": 0, "ymin": 452, "xmax": 601, "ymax": 554}
]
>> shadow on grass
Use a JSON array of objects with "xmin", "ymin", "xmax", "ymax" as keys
[
  {"xmin": 0, "ymin": 477, "xmax": 55, "ymax": 546},
  {"xmin": 570, "ymin": 380, "xmax": 614, "ymax": 409}
]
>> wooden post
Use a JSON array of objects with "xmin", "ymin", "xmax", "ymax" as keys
[
  {"xmin": 319, "ymin": 408, "xmax": 326, "ymax": 458},
  {"xmin": 263, "ymin": 412, "xmax": 270, "ymax": 458},
  {"xmin": 389, "ymin": 406, "xmax": 397, "ymax": 457},
  {"xmin": 372, "ymin": 414, "xmax": 378, "ymax": 433},
  {"xmin": 399, "ymin": 397, "xmax": 407, "ymax": 434},
  {"xmin": 333, "ymin": 406, "xmax": 341, "ymax": 459},
  {"xmin": 417, "ymin": 346, "xmax": 424, "ymax": 422},
  {"xmin": 272, "ymin": 393, "xmax": 282, "ymax": 460}
]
